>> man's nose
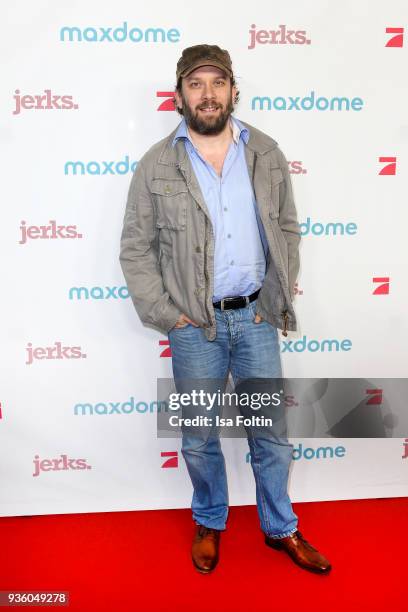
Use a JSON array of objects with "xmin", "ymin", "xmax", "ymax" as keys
[{"xmin": 201, "ymin": 83, "xmax": 216, "ymax": 99}]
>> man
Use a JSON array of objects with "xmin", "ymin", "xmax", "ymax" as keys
[{"xmin": 120, "ymin": 44, "xmax": 331, "ymax": 575}]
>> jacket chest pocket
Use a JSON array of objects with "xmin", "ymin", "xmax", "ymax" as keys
[
  {"xmin": 269, "ymin": 167, "xmax": 284, "ymax": 219},
  {"xmin": 151, "ymin": 178, "xmax": 188, "ymax": 230}
]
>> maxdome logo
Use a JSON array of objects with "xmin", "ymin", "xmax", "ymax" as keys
[
  {"xmin": 68, "ymin": 286, "xmax": 129, "ymax": 300},
  {"xmin": 251, "ymin": 91, "xmax": 364, "ymax": 112},
  {"xmin": 73, "ymin": 397, "xmax": 169, "ymax": 416},
  {"xmin": 64, "ymin": 157, "xmax": 138, "ymax": 176},
  {"xmin": 300, "ymin": 217, "xmax": 357, "ymax": 237},
  {"xmin": 59, "ymin": 22, "xmax": 180, "ymax": 43},
  {"xmin": 281, "ymin": 337, "xmax": 352, "ymax": 353},
  {"xmin": 246, "ymin": 443, "xmax": 346, "ymax": 463}
]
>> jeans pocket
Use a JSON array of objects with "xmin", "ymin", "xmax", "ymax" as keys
[
  {"xmin": 250, "ymin": 299, "xmax": 260, "ymax": 321},
  {"xmin": 173, "ymin": 322, "xmax": 191, "ymax": 329}
]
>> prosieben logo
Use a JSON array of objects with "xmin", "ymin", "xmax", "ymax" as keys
[{"xmin": 385, "ymin": 27, "xmax": 404, "ymax": 47}]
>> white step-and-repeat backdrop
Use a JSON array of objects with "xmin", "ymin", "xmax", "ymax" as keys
[{"xmin": 1, "ymin": 0, "xmax": 407, "ymax": 517}]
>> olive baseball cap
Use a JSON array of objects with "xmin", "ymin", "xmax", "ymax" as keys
[{"xmin": 176, "ymin": 44, "xmax": 233, "ymax": 80}]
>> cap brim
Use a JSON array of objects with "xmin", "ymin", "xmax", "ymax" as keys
[{"xmin": 180, "ymin": 60, "xmax": 232, "ymax": 78}]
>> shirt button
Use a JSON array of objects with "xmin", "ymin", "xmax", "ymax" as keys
[
  {"xmin": 230, "ymin": 260, "xmax": 234, "ymax": 265},
  {"xmin": 227, "ymin": 234, "xmax": 231, "ymax": 238},
  {"xmin": 224, "ymin": 207, "xmax": 228, "ymax": 211}
]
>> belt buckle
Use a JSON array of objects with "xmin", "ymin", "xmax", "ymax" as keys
[
  {"xmin": 220, "ymin": 295, "xmax": 249, "ymax": 311},
  {"xmin": 220, "ymin": 297, "xmax": 235, "ymax": 311}
]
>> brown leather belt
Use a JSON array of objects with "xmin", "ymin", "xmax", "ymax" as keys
[{"xmin": 213, "ymin": 288, "xmax": 260, "ymax": 311}]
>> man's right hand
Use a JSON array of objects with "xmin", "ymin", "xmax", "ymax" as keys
[{"xmin": 173, "ymin": 313, "xmax": 200, "ymax": 329}]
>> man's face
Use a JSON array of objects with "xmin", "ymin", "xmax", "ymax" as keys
[{"xmin": 174, "ymin": 66, "xmax": 237, "ymax": 136}]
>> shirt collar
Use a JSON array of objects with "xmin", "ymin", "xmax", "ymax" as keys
[{"xmin": 171, "ymin": 115, "xmax": 249, "ymax": 148}]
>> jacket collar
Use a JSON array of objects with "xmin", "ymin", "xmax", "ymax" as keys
[
  {"xmin": 171, "ymin": 116, "xmax": 249, "ymax": 148},
  {"xmin": 157, "ymin": 115, "xmax": 278, "ymax": 167}
]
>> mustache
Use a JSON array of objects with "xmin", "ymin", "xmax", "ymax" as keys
[{"xmin": 197, "ymin": 103, "xmax": 222, "ymax": 110}]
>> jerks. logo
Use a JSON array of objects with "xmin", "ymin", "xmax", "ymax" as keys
[
  {"xmin": 378, "ymin": 157, "xmax": 397, "ymax": 175},
  {"xmin": 372, "ymin": 277, "xmax": 390, "ymax": 295},
  {"xmin": 33, "ymin": 454, "xmax": 91, "ymax": 477},
  {"xmin": 385, "ymin": 27, "xmax": 404, "ymax": 47},
  {"xmin": 161, "ymin": 451, "xmax": 178, "ymax": 468},
  {"xmin": 288, "ymin": 161, "xmax": 306, "ymax": 174},
  {"xmin": 403, "ymin": 439, "xmax": 408, "ymax": 459},
  {"xmin": 26, "ymin": 342, "xmax": 86, "ymax": 365},
  {"xmin": 19, "ymin": 220, "xmax": 82, "ymax": 245},
  {"xmin": 248, "ymin": 24, "xmax": 311, "ymax": 49},
  {"xmin": 13, "ymin": 89, "xmax": 79, "ymax": 115}
]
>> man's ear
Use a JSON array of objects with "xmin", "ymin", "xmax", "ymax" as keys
[{"xmin": 174, "ymin": 90, "xmax": 182, "ymax": 111}]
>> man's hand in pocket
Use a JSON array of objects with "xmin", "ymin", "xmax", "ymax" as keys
[
  {"xmin": 173, "ymin": 313, "xmax": 200, "ymax": 329},
  {"xmin": 253, "ymin": 314, "xmax": 263, "ymax": 324}
]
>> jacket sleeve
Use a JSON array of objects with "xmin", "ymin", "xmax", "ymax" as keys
[
  {"xmin": 276, "ymin": 147, "xmax": 301, "ymax": 301},
  {"xmin": 119, "ymin": 160, "xmax": 182, "ymax": 334}
]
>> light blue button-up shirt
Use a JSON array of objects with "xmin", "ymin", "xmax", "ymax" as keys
[{"xmin": 172, "ymin": 115, "xmax": 269, "ymax": 302}]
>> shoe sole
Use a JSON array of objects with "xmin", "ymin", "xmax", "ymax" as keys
[
  {"xmin": 265, "ymin": 538, "xmax": 332, "ymax": 574},
  {"xmin": 192, "ymin": 557, "xmax": 218, "ymax": 574}
]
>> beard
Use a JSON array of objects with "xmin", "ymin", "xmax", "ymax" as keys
[{"xmin": 181, "ymin": 91, "xmax": 234, "ymax": 136}]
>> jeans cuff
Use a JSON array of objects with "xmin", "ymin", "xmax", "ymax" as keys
[
  {"xmin": 265, "ymin": 526, "xmax": 298, "ymax": 539},
  {"xmin": 194, "ymin": 520, "xmax": 226, "ymax": 531}
]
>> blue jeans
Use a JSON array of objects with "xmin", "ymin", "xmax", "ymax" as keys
[{"xmin": 167, "ymin": 298, "xmax": 298, "ymax": 539}]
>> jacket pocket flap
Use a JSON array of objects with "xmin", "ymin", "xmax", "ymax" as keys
[
  {"xmin": 271, "ymin": 167, "xmax": 284, "ymax": 186},
  {"xmin": 151, "ymin": 178, "xmax": 188, "ymax": 196}
]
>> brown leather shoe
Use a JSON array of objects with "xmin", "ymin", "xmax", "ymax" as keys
[
  {"xmin": 265, "ymin": 530, "xmax": 332, "ymax": 574},
  {"xmin": 191, "ymin": 524, "xmax": 221, "ymax": 574}
]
